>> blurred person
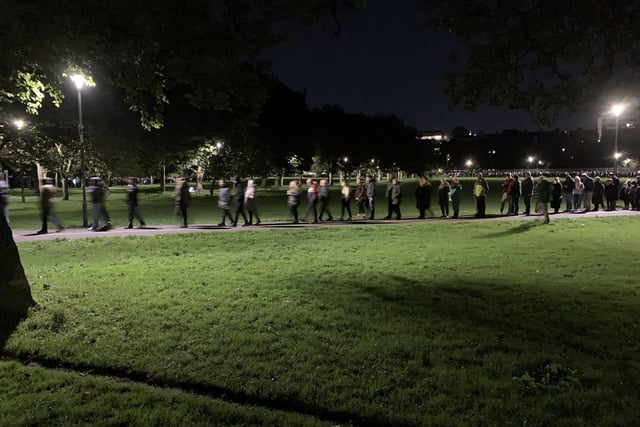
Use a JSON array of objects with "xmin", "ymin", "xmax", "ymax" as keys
[
  {"xmin": 126, "ymin": 178, "xmax": 145, "ymax": 229},
  {"xmin": 302, "ymin": 178, "xmax": 318, "ymax": 223},
  {"xmin": 366, "ymin": 175, "xmax": 377, "ymax": 219},
  {"xmin": 354, "ymin": 177, "xmax": 367, "ymax": 219},
  {"xmin": 287, "ymin": 180, "xmax": 300, "ymax": 223},
  {"xmin": 620, "ymin": 179, "xmax": 632, "ymax": 210},
  {"xmin": 509, "ymin": 174, "xmax": 521, "ymax": 215},
  {"xmin": 0, "ymin": 178, "xmax": 9, "ymax": 225},
  {"xmin": 521, "ymin": 171, "xmax": 533, "ymax": 215},
  {"xmin": 437, "ymin": 178, "xmax": 450, "ymax": 218},
  {"xmin": 414, "ymin": 177, "xmax": 432, "ymax": 219},
  {"xmin": 37, "ymin": 177, "xmax": 64, "ymax": 234},
  {"xmin": 550, "ymin": 176, "xmax": 563, "ymax": 214},
  {"xmin": 340, "ymin": 179, "xmax": 352, "ymax": 221},
  {"xmin": 175, "ymin": 177, "xmax": 190, "ymax": 228},
  {"xmin": 592, "ymin": 176, "xmax": 604, "ymax": 211},
  {"xmin": 582, "ymin": 173, "xmax": 594, "ymax": 212},
  {"xmin": 499, "ymin": 173, "xmax": 514, "ymax": 215},
  {"xmin": 572, "ymin": 175, "xmax": 584, "ymax": 212},
  {"xmin": 383, "ymin": 175, "xmax": 395, "ymax": 219},
  {"xmin": 217, "ymin": 179, "xmax": 233, "ymax": 226},
  {"xmin": 473, "ymin": 172, "xmax": 489, "ymax": 218},
  {"xmin": 449, "ymin": 177, "xmax": 462, "ymax": 218},
  {"xmin": 244, "ymin": 179, "xmax": 261, "ymax": 225},
  {"xmin": 535, "ymin": 175, "xmax": 551, "ymax": 224},
  {"xmin": 89, "ymin": 177, "xmax": 111, "ymax": 231},
  {"xmin": 318, "ymin": 179, "xmax": 334, "ymax": 221},
  {"xmin": 231, "ymin": 176, "xmax": 249, "ymax": 226},
  {"xmin": 561, "ymin": 174, "xmax": 575, "ymax": 212},
  {"xmin": 390, "ymin": 177, "xmax": 402, "ymax": 220},
  {"xmin": 605, "ymin": 178, "xmax": 618, "ymax": 211}
]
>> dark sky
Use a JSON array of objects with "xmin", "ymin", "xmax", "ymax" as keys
[{"xmin": 267, "ymin": 0, "xmax": 596, "ymax": 134}]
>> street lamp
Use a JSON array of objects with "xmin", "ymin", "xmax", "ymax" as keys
[
  {"xmin": 70, "ymin": 74, "xmax": 89, "ymax": 227},
  {"xmin": 13, "ymin": 119, "xmax": 26, "ymax": 202},
  {"xmin": 611, "ymin": 103, "xmax": 625, "ymax": 173}
]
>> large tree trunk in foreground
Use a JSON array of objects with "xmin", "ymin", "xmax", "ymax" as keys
[{"xmin": 0, "ymin": 214, "xmax": 34, "ymax": 320}]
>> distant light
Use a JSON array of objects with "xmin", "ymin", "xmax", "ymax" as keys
[
  {"xmin": 611, "ymin": 103, "xmax": 625, "ymax": 117},
  {"xmin": 13, "ymin": 119, "xmax": 25, "ymax": 130},
  {"xmin": 561, "ymin": 148, "xmax": 566, "ymax": 152},
  {"xmin": 343, "ymin": 157, "xmax": 348, "ymax": 162},
  {"xmin": 626, "ymin": 123, "xmax": 632, "ymax": 128},
  {"xmin": 614, "ymin": 152, "xmax": 622, "ymax": 159},
  {"xmin": 465, "ymin": 159, "xmax": 472, "ymax": 167},
  {"xmin": 527, "ymin": 156, "xmax": 534, "ymax": 163},
  {"xmin": 70, "ymin": 74, "xmax": 87, "ymax": 90},
  {"xmin": 216, "ymin": 142, "xmax": 222, "ymax": 149},
  {"xmin": 538, "ymin": 160, "xmax": 543, "ymax": 165}
]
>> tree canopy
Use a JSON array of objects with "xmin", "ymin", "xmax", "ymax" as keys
[{"xmin": 421, "ymin": 0, "xmax": 640, "ymax": 124}]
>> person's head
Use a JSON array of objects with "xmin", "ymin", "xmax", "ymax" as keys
[
  {"xmin": 575, "ymin": 175, "xmax": 581, "ymax": 183},
  {"xmin": 341, "ymin": 179, "xmax": 348, "ymax": 186},
  {"xmin": 525, "ymin": 171, "xmax": 531, "ymax": 178},
  {"xmin": 506, "ymin": 173, "xmax": 512, "ymax": 179},
  {"xmin": 453, "ymin": 177, "xmax": 459, "ymax": 185},
  {"xmin": 319, "ymin": 179, "xmax": 327, "ymax": 186},
  {"xmin": 554, "ymin": 176, "xmax": 560, "ymax": 183},
  {"xmin": 440, "ymin": 177, "xmax": 447, "ymax": 185},
  {"xmin": 477, "ymin": 172, "xmax": 484, "ymax": 179},
  {"xmin": 513, "ymin": 174, "xmax": 519, "ymax": 180},
  {"xmin": 218, "ymin": 179, "xmax": 225, "ymax": 187},
  {"xmin": 128, "ymin": 177, "xmax": 137, "ymax": 185},
  {"xmin": 419, "ymin": 177, "xmax": 427, "ymax": 186},
  {"xmin": 247, "ymin": 179, "xmax": 255, "ymax": 187},
  {"xmin": 306, "ymin": 178, "xmax": 313, "ymax": 186},
  {"xmin": 595, "ymin": 176, "xmax": 601, "ymax": 182},
  {"xmin": 392, "ymin": 177, "xmax": 398, "ymax": 184},
  {"xmin": 537, "ymin": 175, "xmax": 546, "ymax": 182},
  {"xmin": 289, "ymin": 180, "xmax": 299, "ymax": 188},
  {"xmin": 366, "ymin": 175, "xmax": 374, "ymax": 182}
]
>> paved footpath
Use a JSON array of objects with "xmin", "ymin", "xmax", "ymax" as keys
[{"xmin": 12, "ymin": 209, "xmax": 640, "ymax": 243}]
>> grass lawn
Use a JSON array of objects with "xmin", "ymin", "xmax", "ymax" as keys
[
  {"xmin": 3, "ymin": 216, "xmax": 640, "ymax": 425},
  {"xmin": 8, "ymin": 177, "xmax": 528, "ymax": 230}
]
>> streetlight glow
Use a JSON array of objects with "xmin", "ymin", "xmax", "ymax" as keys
[
  {"xmin": 614, "ymin": 152, "xmax": 622, "ymax": 159},
  {"xmin": 527, "ymin": 156, "xmax": 534, "ymax": 163},
  {"xmin": 70, "ymin": 74, "xmax": 87, "ymax": 90},
  {"xmin": 465, "ymin": 159, "xmax": 472, "ymax": 168},
  {"xmin": 611, "ymin": 103, "xmax": 625, "ymax": 117},
  {"xmin": 13, "ymin": 119, "xmax": 25, "ymax": 130}
]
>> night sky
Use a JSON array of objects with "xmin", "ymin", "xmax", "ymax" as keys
[{"xmin": 267, "ymin": 0, "xmax": 595, "ymax": 134}]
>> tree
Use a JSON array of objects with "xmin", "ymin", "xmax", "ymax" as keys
[
  {"xmin": 0, "ymin": 0, "xmax": 364, "ymax": 317},
  {"xmin": 420, "ymin": 0, "xmax": 640, "ymax": 125}
]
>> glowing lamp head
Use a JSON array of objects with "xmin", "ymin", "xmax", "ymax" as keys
[
  {"xmin": 13, "ymin": 119, "xmax": 25, "ymax": 130},
  {"xmin": 614, "ymin": 152, "xmax": 622, "ymax": 159},
  {"xmin": 70, "ymin": 74, "xmax": 87, "ymax": 90},
  {"xmin": 611, "ymin": 104, "xmax": 625, "ymax": 117},
  {"xmin": 465, "ymin": 160, "xmax": 472, "ymax": 167},
  {"xmin": 527, "ymin": 156, "xmax": 534, "ymax": 163}
]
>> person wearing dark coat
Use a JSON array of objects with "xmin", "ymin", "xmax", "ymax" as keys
[
  {"xmin": 175, "ymin": 177, "xmax": 190, "ymax": 228},
  {"xmin": 521, "ymin": 171, "xmax": 534, "ymax": 215},
  {"xmin": 390, "ymin": 177, "xmax": 402, "ymax": 220},
  {"xmin": 449, "ymin": 178, "xmax": 462, "ymax": 218},
  {"xmin": 591, "ymin": 176, "xmax": 605, "ymax": 211},
  {"xmin": 604, "ymin": 178, "xmax": 618, "ymax": 211},
  {"xmin": 437, "ymin": 178, "xmax": 450, "ymax": 218},
  {"xmin": 318, "ymin": 179, "xmax": 334, "ymax": 221},
  {"xmin": 550, "ymin": 176, "xmax": 563, "ymax": 214},
  {"xmin": 366, "ymin": 175, "xmax": 377, "ymax": 220},
  {"xmin": 535, "ymin": 175, "xmax": 551, "ymax": 224},
  {"xmin": 383, "ymin": 176, "xmax": 395, "ymax": 219},
  {"xmin": 126, "ymin": 178, "xmax": 145, "ymax": 229},
  {"xmin": 414, "ymin": 178, "xmax": 432, "ymax": 219},
  {"xmin": 561, "ymin": 174, "xmax": 575, "ymax": 212},
  {"xmin": 286, "ymin": 180, "xmax": 300, "ymax": 223},
  {"xmin": 509, "ymin": 174, "xmax": 521, "ymax": 215},
  {"xmin": 231, "ymin": 177, "xmax": 249, "ymax": 226}
]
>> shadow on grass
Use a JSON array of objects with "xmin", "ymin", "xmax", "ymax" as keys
[{"xmin": 475, "ymin": 220, "xmax": 539, "ymax": 238}]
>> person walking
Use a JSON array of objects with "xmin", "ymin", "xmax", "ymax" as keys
[
  {"xmin": 126, "ymin": 178, "xmax": 145, "ymax": 229},
  {"xmin": 437, "ymin": 178, "xmax": 450, "ymax": 218},
  {"xmin": 473, "ymin": 173, "xmax": 489, "ymax": 218},
  {"xmin": 366, "ymin": 175, "xmax": 377, "ymax": 220},
  {"xmin": 535, "ymin": 175, "xmax": 551, "ymax": 224},
  {"xmin": 390, "ymin": 177, "xmax": 402, "ymax": 220},
  {"xmin": 217, "ymin": 179, "xmax": 234, "ymax": 226},
  {"xmin": 175, "ymin": 177, "xmax": 190, "ymax": 228},
  {"xmin": 582, "ymin": 173, "xmax": 594, "ymax": 212},
  {"xmin": 509, "ymin": 174, "xmax": 521, "ymax": 215},
  {"xmin": 499, "ymin": 173, "xmax": 514, "ymax": 215},
  {"xmin": 383, "ymin": 176, "xmax": 395, "ymax": 219},
  {"xmin": 415, "ymin": 178, "xmax": 431, "ymax": 219},
  {"xmin": 592, "ymin": 176, "xmax": 605, "ymax": 211},
  {"xmin": 244, "ymin": 179, "xmax": 261, "ymax": 225},
  {"xmin": 231, "ymin": 177, "xmax": 249, "ymax": 226},
  {"xmin": 354, "ymin": 177, "xmax": 367, "ymax": 219},
  {"xmin": 561, "ymin": 174, "xmax": 575, "ymax": 212},
  {"xmin": 572, "ymin": 175, "xmax": 584, "ymax": 212},
  {"xmin": 37, "ymin": 177, "xmax": 64, "ymax": 234},
  {"xmin": 302, "ymin": 178, "xmax": 318, "ymax": 223},
  {"xmin": 318, "ymin": 179, "xmax": 334, "ymax": 221},
  {"xmin": 287, "ymin": 180, "xmax": 300, "ymax": 223},
  {"xmin": 521, "ymin": 171, "xmax": 533, "ymax": 216},
  {"xmin": 550, "ymin": 176, "xmax": 563, "ymax": 214},
  {"xmin": 89, "ymin": 177, "xmax": 112, "ymax": 231},
  {"xmin": 449, "ymin": 177, "xmax": 462, "ymax": 218},
  {"xmin": 340, "ymin": 179, "xmax": 352, "ymax": 221}
]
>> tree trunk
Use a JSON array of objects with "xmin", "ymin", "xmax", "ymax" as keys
[{"xmin": 0, "ymin": 213, "xmax": 35, "ymax": 327}]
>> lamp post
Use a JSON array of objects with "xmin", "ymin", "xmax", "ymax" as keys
[
  {"xmin": 70, "ymin": 74, "xmax": 89, "ymax": 227},
  {"xmin": 13, "ymin": 120, "xmax": 26, "ymax": 202},
  {"xmin": 611, "ymin": 104, "xmax": 625, "ymax": 174}
]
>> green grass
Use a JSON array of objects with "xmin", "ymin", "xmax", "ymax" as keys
[
  {"xmin": 3, "ymin": 217, "xmax": 640, "ymax": 425},
  {"xmin": 7, "ymin": 178, "xmax": 519, "ymax": 230}
]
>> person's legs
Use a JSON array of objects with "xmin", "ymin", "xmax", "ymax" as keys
[{"xmin": 369, "ymin": 199, "xmax": 375, "ymax": 219}]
